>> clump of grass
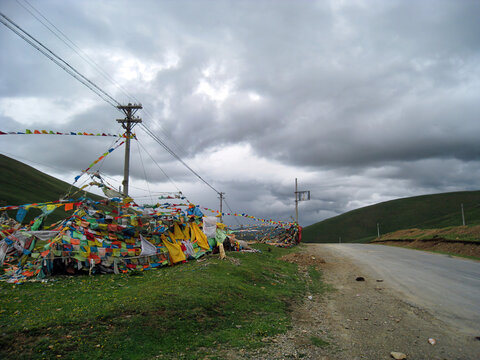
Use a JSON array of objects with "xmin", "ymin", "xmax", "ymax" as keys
[
  {"xmin": 307, "ymin": 265, "xmax": 331, "ymax": 294},
  {"xmin": 310, "ymin": 335, "xmax": 329, "ymax": 347}
]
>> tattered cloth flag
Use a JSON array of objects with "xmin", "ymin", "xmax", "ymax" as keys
[
  {"xmin": 74, "ymin": 141, "xmax": 125, "ymax": 183},
  {"xmin": 16, "ymin": 206, "xmax": 28, "ymax": 222},
  {"xmin": 140, "ymin": 234, "xmax": 157, "ymax": 256}
]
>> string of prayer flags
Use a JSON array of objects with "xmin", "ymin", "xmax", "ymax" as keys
[
  {"xmin": 73, "ymin": 141, "xmax": 125, "ymax": 183},
  {"xmin": 0, "ymin": 198, "xmax": 119, "ymax": 213},
  {"xmin": 201, "ymin": 207, "xmax": 294, "ymax": 227},
  {"xmin": 0, "ymin": 130, "xmax": 135, "ymax": 138}
]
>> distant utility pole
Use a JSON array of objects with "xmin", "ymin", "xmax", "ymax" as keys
[
  {"xmin": 295, "ymin": 178, "xmax": 298, "ymax": 224},
  {"xmin": 218, "ymin": 192, "xmax": 225, "ymax": 223},
  {"xmin": 461, "ymin": 203, "xmax": 465, "ymax": 226},
  {"xmin": 294, "ymin": 178, "xmax": 311, "ymax": 224},
  {"xmin": 116, "ymin": 103, "xmax": 142, "ymax": 197},
  {"xmin": 377, "ymin": 223, "xmax": 380, "ymax": 238}
]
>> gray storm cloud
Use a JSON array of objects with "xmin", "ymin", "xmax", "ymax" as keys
[{"xmin": 1, "ymin": 0, "xmax": 479, "ymax": 226}]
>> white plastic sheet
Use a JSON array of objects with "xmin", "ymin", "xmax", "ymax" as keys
[
  {"xmin": 203, "ymin": 216, "xmax": 218, "ymax": 238},
  {"xmin": 140, "ymin": 234, "xmax": 157, "ymax": 256}
]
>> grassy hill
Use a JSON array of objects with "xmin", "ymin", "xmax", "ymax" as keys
[
  {"xmin": 0, "ymin": 245, "xmax": 315, "ymax": 359},
  {"xmin": 0, "ymin": 154, "xmax": 103, "ymax": 223},
  {"xmin": 303, "ymin": 191, "xmax": 480, "ymax": 243}
]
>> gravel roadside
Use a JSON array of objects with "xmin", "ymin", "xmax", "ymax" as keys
[{"xmin": 234, "ymin": 244, "xmax": 480, "ymax": 360}]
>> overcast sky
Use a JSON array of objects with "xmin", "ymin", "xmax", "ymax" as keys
[{"xmin": 1, "ymin": 0, "xmax": 480, "ymax": 227}]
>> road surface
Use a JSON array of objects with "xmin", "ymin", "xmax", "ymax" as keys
[{"xmin": 320, "ymin": 243, "xmax": 480, "ymax": 335}]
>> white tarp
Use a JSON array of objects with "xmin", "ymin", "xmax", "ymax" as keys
[
  {"xmin": 203, "ymin": 216, "xmax": 218, "ymax": 238},
  {"xmin": 140, "ymin": 234, "xmax": 157, "ymax": 256},
  {"xmin": 21, "ymin": 231, "xmax": 59, "ymax": 241},
  {"xmin": 103, "ymin": 187, "xmax": 124, "ymax": 199}
]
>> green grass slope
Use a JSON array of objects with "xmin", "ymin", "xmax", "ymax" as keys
[
  {"xmin": 303, "ymin": 190, "xmax": 480, "ymax": 243},
  {"xmin": 0, "ymin": 154, "xmax": 102, "ymax": 222},
  {"xmin": 0, "ymin": 245, "xmax": 318, "ymax": 359}
]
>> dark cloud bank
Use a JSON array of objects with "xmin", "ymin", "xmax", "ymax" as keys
[{"xmin": 1, "ymin": 0, "xmax": 480, "ymax": 226}]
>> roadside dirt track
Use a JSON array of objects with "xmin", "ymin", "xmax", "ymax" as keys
[{"xmin": 234, "ymin": 244, "xmax": 480, "ymax": 360}]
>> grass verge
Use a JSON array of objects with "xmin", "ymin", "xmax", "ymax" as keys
[
  {"xmin": 307, "ymin": 266, "xmax": 331, "ymax": 295},
  {"xmin": 0, "ymin": 244, "xmax": 313, "ymax": 359},
  {"xmin": 378, "ymin": 243, "xmax": 480, "ymax": 261},
  {"xmin": 424, "ymin": 250, "xmax": 480, "ymax": 261}
]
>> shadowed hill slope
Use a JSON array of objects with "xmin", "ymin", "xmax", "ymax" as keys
[
  {"xmin": 0, "ymin": 154, "xmax": 103, "ymax": 222},
  {"xmin": 303, "ymin": 191, "xmax": 480, "ymax": 243}
]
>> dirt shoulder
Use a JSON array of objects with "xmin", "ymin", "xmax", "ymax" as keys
[{"xmin": 238, "ymin": 244, "xmax": 480, "ymax": 360}]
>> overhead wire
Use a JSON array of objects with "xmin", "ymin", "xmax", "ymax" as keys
[
  {"xmin": 95, "ymin": 171, "xmax": 165, "ymax": 194},
  {"xmin": 139, "ymin": 123, "xmax": 221, "ymax": 195},
  {"xmin": 15, "ymin": 0, "xmax": 136, "ymax": 104},
  {"xmin": 12, "ymin": 1, "xmax": 205, "ymax": 190},
  {"xmin": 0, "ymin": 11, "xmax": 121, "ymax": 109},
  {"xmin": 135, "ymin": 137, "xmax": 184, "ymax": 194},
  {"xmin": 135, "ymin": 138, "xmax": 154, "ymax": 204},
  {"xmin": 1, "ymin": 8, "xmax": 224, "ymax": 202},
  {"xmin": 223, "ymin": 197, "xmax": 242, "ymax": 227},
  {"xmin": 16, "ymin": 0, "xmax": 187, "ymax": 159},
  {"xmin": 140, "ymin": 107, "xmax": 192, "ymax": 162},
  {"xmin": 22, "ymin": 0, "xmax": 191, "ymax": 160}
]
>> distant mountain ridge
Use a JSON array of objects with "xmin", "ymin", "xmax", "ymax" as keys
[{"xmin": 302, "ymin": 190, "xmax": 480, "ymax": 243}]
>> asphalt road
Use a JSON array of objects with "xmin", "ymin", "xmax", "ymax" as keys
[{"xmin": 319, "ymin": 243, "xmax": 480, "ymax": 335}]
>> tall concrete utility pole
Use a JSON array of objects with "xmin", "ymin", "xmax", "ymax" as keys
[
  {"xmin": 219, "ymin": 192, "xmax": 225, "ymax": 223},
  {"xmin": 117, "ymin": 103, "xmax": 142, "ymax": 197}
]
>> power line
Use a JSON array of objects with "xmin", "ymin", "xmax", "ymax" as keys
[
  {"xmin": 18, "ymin": 0, "xmax": 193, "ymax": 159},
  {"xmin": 1, "ymin": 10, "xmax": 222, "ymax": 200},
  {"xmin": 136, "ymin": 137, "xmax": 184, "ymax": 194},
  {"xmin": 16, "ymin": 0, "xmax": 136, "ymax": 104},
  {"xmin": 135, "ymin": 138, "xmax": 153, "ymax": 204},
  {"xmin": 140, "ymin": 107, "xmax": 192, "ymax": 161},
  {"xmin": 0, "ymin": 11, "xmax": 121, "ymax": 109},
  {"xmin": 224, "ymin": 197, "xmax": 242, "ymax": 227},
  {"xmin": 14, "ymin": 1, "xmax": 199, "ymax": 178},
  {"xmin": 139, "ymin": 123, "xmax": 221, "ymax": 195}
]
